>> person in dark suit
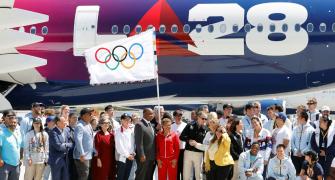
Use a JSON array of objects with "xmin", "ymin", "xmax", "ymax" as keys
[
  {"xmin": 48, "ymin": 116, "xmax": 73, "ymax": 180},
  {"xmin": 135, "ymin": 108, "xmax": 156, "ymax": 180},
  {"xmin": 229, "ymin": 117, "xmax": 245, "ymax": 180}
]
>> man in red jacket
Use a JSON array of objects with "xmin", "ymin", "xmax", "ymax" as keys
[{"xmin": 156, "ymin": 118, "xmax": 180, "ymax": 180}]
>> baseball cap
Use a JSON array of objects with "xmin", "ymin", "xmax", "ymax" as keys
[
  {"xmin": 223, "ymin": 103, "xmax": 234, "ymax": 109},
  {"xmin": 120, "ymin": 113, "xmax": 132, "ymax": 120},
  {"xmin": 275, "ymin": 112, "xmax": 287, "ymax": 121},
  {"xmin": 31, "ymin": 102, "xmax": 45, "ymax": 108},
  {"xmin": 80, "ymin": 107, "xmax": 94, "ymax": 117},
  {"xmin": 307, "ymin": 98, "xmax": 317, "ymax": 104},
  {"xmin": 321, "ymin": 105, "xmax": 330, "ymax": 112},
  {"xmin": 46, "ymin": 116, "xmax": 56, "ymax": 123},
  {"xmin": 2, "ymin": 110, "xmax": 16, "ymax": 117},
  {"xmin": 33, "ymin": 117, "xmax": 42, "ymax": 123}
]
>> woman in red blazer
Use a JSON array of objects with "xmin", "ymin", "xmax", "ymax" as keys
[{"xmin": 156, "ymin": 118, "xmax": 180, "ymax": 180}]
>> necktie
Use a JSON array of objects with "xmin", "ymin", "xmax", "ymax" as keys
[{"xmin": 148, "ymin": 122, "xmax": 154, "ymax": 135}]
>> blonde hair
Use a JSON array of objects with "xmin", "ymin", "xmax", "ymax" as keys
[
  {"xmin": 207, "ymin": 112, "xmax": 219, "ymax": 124},
  {"xmin": 60, "ymin": 105, "xmax": 70, "ymax": 116}
]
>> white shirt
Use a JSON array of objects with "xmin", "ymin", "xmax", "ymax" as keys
[
  {"xmin": 272, "ymin": 126, "xmax": 292, "ymax": 155},
  {"xmin": 24, "ymin": 130, "xmax": 49, "ymax": 165},
  {"xmin": 307, "ymin": 110, "xmax": 321, "ymax": 123},
  {"xmin": 115, "ymin": 126, "xmax": 135, "ymax": 163},
  {"xmin": 208, "ymin": 141, "xmax": 218, "ymax": 161},
  {"xmin": 171, "ymin": 121, "xmax": 187, "ymax": 149},
  {"xmin": 331, "ymin": 158, "xmax": 335, "ymax": 167},
  {"xmin": 195, "ymin": 131, "xmax": 214, "ymax": 151},
  {"xmin": 219, "ymin": 117, "xmax": 228, "ymax": 126}
]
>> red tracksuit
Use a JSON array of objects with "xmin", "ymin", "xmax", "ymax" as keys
[{"xmin": 156, "ymin": 131, "xmax": 180, "ymax": 180}]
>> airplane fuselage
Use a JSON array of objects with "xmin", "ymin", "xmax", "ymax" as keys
[{"xmin": 7, "ymin": 0, "xmax": 335, "ymax": 108}]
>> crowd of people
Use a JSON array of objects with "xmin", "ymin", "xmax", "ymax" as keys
[{"xmin": 1, "ymin": 98, "xmax": 335, "ymax": 180}]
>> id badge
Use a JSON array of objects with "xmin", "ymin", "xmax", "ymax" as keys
[{"xmin": 322, "ymin": 142, "xmax": 326, "ymax": 148}]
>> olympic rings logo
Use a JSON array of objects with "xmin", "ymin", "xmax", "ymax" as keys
[{"xmin": 94, "ymin": 43, "xmax": 144, "ymax": 70}]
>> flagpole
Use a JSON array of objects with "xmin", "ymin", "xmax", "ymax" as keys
[
  {"xmin": 156, "ymin": 72, "xmax": 161, "ymax": 125},
  {"xmin": 153, "ymin": 29, "xmax": 161, "ymax": 125}
]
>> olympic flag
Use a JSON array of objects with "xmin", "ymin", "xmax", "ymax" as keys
[{"xmin": 84, "ymin": 29, "xmax": 157, "ymax": 85}]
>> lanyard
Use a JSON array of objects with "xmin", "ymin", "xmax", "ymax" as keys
[
  {"xmin": 249, "ymin": 157, "xmax": 260, "ymax": 169},
  {"xmin": 279, "ymin": 159, "xmax": 282, "ymax": 176},
  {"xmin": 298, "ymin": 125, "xmax": 304, "ymax": 151}
]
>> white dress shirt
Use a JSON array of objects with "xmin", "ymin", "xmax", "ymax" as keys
[
  {"xmin": 115, "ymin": 126, "xmax": 135, "ymax": 163},
  {"xmin": 171, "ymin": 121, "xmax": 187, "ymax": 149}
]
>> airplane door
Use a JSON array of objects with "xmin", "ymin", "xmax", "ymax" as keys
[{"xmin": 73, "ymin": 6, "xmax": 99, "ymax": 56}]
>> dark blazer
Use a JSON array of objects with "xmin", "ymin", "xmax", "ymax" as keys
[
  {"xmin": 135, "ymin": 119, "xmax": 156, "ymax": 160},
  {"xmin": 229, "ymin": 131, "xmax": 244, "ymax": 161},
  {"xmin": 48, "ymin": 127, "xmax": 73, "ymax": 166}
]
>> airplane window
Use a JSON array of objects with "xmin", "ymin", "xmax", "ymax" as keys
[
  {"xmin": 320, "ymin": 23, "xmax": 327, "ymax": 32},
  {"xmin": 183, "ymin": 24, "xmax": 190, "ymax": 33},
  {"xmin": 41, "ymin": 26, "xmax": 48, "ymax": 35},
  {"xmin": 282, "ymin": 24, "xmax": 288, "ymax": 32},
  {"xmin": 332, "ymin": 23, "xmax": 335, "ymax": 32},
  {"xmin": 195, "ymin": 24, "xmax": 202, "ymax": 33},
  {"xmin": 208, "ymin": 24, "xmax": 214, "ymax": 33},
  {"xmin": 295, "ymin": 24, "xmax": 301, "ymax": 32},
  {"xmin": 307, "ymin": 23, "xmax": 314, "ymax": 32},
  {"xmin": 30, "ymin": 26, "xmax": 36, "ymax": 34},
  {"xmin": 159, "ymin": 25, "xmax": 166, "ymax": 34},
  {"xmin": 147, "ymin": 25, "xmax": 154, "ymax": 30},
  {"xmin": 270, "ymin": 24, "xmax": 276, "ymax": 32},
  {"xmin": 257, "ymin": 24, "xmax": 263, "ymax": 32},
  {"xmin": 232, "ymin": 24, "xmax": 239, "ymax": 32},
  {"xmin": 171, "ymin": 24, "xmax": 178, "ymax": 33},
  {"xmin": 135, "ymin": 25, "xmax": 142, "ymax": 33},
  {"xmin": 220, "ymin": 24, "xmax": 226, "ymax": 33},
  {"xmin": 244, "ymin": 24, "xmax": 251, "ymax": 32},
  {"xmin": 123, "ymin": 25, "xmax": 130, "ymax": 34},
  {"xmin": 111, "ymin": 25, "xmax": 118, "ymax": 34}
]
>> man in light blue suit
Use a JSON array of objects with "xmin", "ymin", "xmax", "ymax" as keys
[
  {"xmin": 74, "ymin": 108, "xmax": 94, "ymax": 180},
  {"xmin": 49, "ymin": 116, "xmax": 73, "ymax": 180}
]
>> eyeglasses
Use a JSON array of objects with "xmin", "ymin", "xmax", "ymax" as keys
[{"xmin": 307, "ymin": 103, "xmax": 315, "ymax": 105}]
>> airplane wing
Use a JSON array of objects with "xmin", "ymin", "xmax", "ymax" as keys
[
  {"xmin": 0, "ymin": 29, "xmax": 44, "ymax": 50},
  {"xmin": 0, "ymin": 8, "xmax": 48, "ymax": 29},
  {"xmin": 0, "ymin": 51, "xmax": 47, "ymax": 74},
  {"xmin": 0, "ymin": 69, "xmax": 46, "ymax": 85},
  {"xmin": 0, "ymin": 0, "xmax": 49, "ymax": 110}
]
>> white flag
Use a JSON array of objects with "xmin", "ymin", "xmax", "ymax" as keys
[{"xmin": 84, "ymin": 30, "xmax": 157, "ymax": 85}]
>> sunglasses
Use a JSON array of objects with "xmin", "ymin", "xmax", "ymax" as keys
[{"xmin": 201, "ymin": 117, "xmax": 207, "ymax": 120}]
